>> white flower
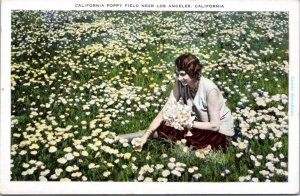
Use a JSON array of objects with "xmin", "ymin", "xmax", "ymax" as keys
[
  {"xmin": 144, "ymin": 177, "xmax": 153, "ymax": 182},
  {"xmin": 187, "ymin": 168, "xmax": 194, "ymax": 174},
  {"xmin": 73, "ymin": 152, "xmax": 80, "ymax": 157},
  {"xmin": 245, "ymin": 175, "xmax": 251, "ymax": 181},
  {"xmin": 65, "ymin": 153, "xmax": 75, "ymax": 160},
  {"xmin": 29, "ymin": 143, "xmax": 39, "ymax": 150},
  {"xmin": 148, "ymin": 167, "xmax": 154, "ymax": 173},
  {"xmin": 256, "ymin": 155, "xmax": 263, "ymax": 160},
  {"xmin": 259, "ymin": 133, "xmax": 266, "ymax": 140},
  {"xmin": 107, "ymin": 163, "xmax": 114, "ymax": 168},
  {"xmin": 137, "ymin": 175, "xmax": 144, "ymax": 181},
  {"xmin": 63, "ymin": 147, "xmax": 72, "ymax": 153},
  {"xmin": 81, "ymin": 151, "xmax": 89, "ymax": 156},
  {"xmin": 248, "ymin": 170, "xmax": 254, "ymax": 174},
  {"xmin": 266, "ymin": 162, "xmax": 275, "ymax": 172},
  {"xmin": 66, "ymin": 166, "xmax": 74, "ymax": 172},
  {"xmin": 131, "ymin": 164, "xmax": 138, "ymax": 171},
  {"xmin": 26, "ymin": 167, "xmax": 35, "ymax": 175},
  {"xmin": 19, "ymin": 150, "xmax": 27, "ymax": 155},
  {"xmin": 175, "ymin": 167, "xmax": 185, "ymax": 172},
  {"xmin": 75, "ymin": 145, "xmax": 84, "ymax": 150},
  {"xmin": 193, "ymin": 173, "xmax": 202, "ymax": 180},
  {"xmin": 157, "ymin": 177, "xmax": 168, "ymax": 182},
  {"xmin": 239, "ymin": 176, "xmax": 245, "ymax": 182},
  {"xmin": 103, "ymin": 171, "xmax": 111, "ymax": 177},
  {"xmin": 114, "ymin": 159, "xmax": 120, "ymax": 164},
  {"xmin": 36, "ymin": 161, "xmax": 43, "ymax": 167},
  {"xmin": 146, "ymin": 154, "xmax": 151, "ymax": 160},
  {"xmin": 275, "ymin": 169, "xmax": 286, "ymax": 175},
  {"xmin": 39, "ymin": 176, "xmax": 48, "ymax": 181},
  {"xmin": 255, "ymin": 161, "xmax": 261, "ymax": 167},
  {"xmin": 162, "ymin": 170, "xmax": 170, "ymax": 177},
  {"xmin": 155, "ymin": 164, "xmax": 164, "ymax": 170},
  {"xmin": 266, "ymin": 153, "xmax": 274, "ymax": 161},
  {"xmin": 274, "ymin": 141, "xmax": 283, "ymax": 149},
  {"xmin": 50, "ymin": 174, "xmax": 58, "ymax": 180},
  {"xmin": 88, "ymin": 163, "xmax": 97, "ymax": 169},
  {"xmin": 259, "ymin": 170, "xmax": 270, "ymax": 176},
  {"xmin": 49, "ymin": 146, "xmax": 57, "ymax": 153},
  {"xmin": 22, "ymin": 163, "xmax": 30, "ymax": 168},
  {"xmin": 280, "ymin": 162, "xmax": 287, "ymax": 168},
  {"xmin": 167, "ymin": 162, "xmax": 176, "ymax": 170},
  {"xmin": 123, "ymin": 153, "xmax": 131, "ymax": 159},
  {"xmin": 40, "ymin": 169, "xmax": 50, "ymax": 176},
  {"xmin": 82, "ymin": 176, "xmax": 88, "ymax": 181},
  {"xmin": 183, "ymin": 146, "xmax": 189, "ymax": 153},
  {"xmin": 171, "ymin": 170, "xmax": 181, "ymax": 177},
  {"xmin": 60, "ymin": 178, "xmax": 71, "ymax": 182},
  {"xmin": 279, "ymin": 154, "xmax": 285, "ymax": 159},
  {"xmin": 55, "ymin": 168, "xmax": 63, "ymax": 176},
  {"xmin": 57, "ymin": 157, "xmax": 67, "ymax": 164},
  {"xmin": 250, "ymin": 155, "xmax": 256, "ymax": 161},
  {"xmin": 71, "ymin": 172, "xmax": 82, "ymax": 177}
]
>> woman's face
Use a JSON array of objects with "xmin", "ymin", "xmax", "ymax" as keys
[{"xmin": 176, "ymin": 70, "xmax": 193, "ymax": 86}]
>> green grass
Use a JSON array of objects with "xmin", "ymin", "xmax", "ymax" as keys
[{"xmin": 10, "ymin": 10, "xmax": 289, "ymax": 182}]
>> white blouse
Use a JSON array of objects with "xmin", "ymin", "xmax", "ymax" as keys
[{"xmin": 170, "ymin": 76, "xmax": 234, "ymax": 136}]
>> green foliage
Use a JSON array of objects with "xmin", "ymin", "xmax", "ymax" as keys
[{"xmin": 11, "ymin": 11, "xmax": 288, "ymax": 182}]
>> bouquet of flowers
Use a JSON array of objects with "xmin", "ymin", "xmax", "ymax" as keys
[{"xmin": 162, "ymin": 98, "xmax": 195, "ymax": 132}]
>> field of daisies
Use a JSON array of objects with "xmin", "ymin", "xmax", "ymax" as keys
[{"xmin": 11, "ymin": 11, "xmax": 289, "ymax": 182}]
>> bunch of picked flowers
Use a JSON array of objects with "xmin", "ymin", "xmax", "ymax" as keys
[
  {"xmin": 131, "ymin": 137, "xmax": 144, "ymax": 152},
  {"xmin": 162, "ymin": 98, "xmax": 195, "ymax": 133}
]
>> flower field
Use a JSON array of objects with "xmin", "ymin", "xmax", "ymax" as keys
[{"xmin": 11, "ymin": 11, "xmax": 289, "ymax": 182}]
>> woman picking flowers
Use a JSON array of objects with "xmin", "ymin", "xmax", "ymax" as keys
[{"xmin": 121, "ymin": 53, "xmax": 234, "ymax": 151}]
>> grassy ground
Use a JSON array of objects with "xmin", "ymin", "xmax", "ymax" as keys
[{"xmin": 11, "ymin": 11, "xmax": 288, "ymax": 182}]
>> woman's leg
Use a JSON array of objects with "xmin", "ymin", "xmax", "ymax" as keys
[
  {"xmin": 156, "ymin": 121, "xmax": 227, "ymax": 150},
  {"xmin": 186, "ymin": 128, "xmax": 228, "ymax": 150}
]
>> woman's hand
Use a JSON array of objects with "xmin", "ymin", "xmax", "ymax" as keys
[
  {"xmin": 131, "ymin": 129, "xmax": 150, "ymax": 151},
  {"xmin": 140, "ymin": 135, "xmax": 148, "ymax": 148},
  {"xmin": 131, "ymin": 135, "xmax": 148, "ymax": 152}
]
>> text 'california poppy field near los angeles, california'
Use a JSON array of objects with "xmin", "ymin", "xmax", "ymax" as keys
[{"xmin": 11, "ymin": 11, "xmax": 288, "ymax": 182}]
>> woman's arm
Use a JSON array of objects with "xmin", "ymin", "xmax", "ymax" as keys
[
  {"xmin": 141, "ymin": 110, "xmax": 163, "ymax": 139},
  {"xmin": 192, "ymin": 89, "xmax": 221, "ymax": 132},
  {"xmin": 140, "ymin": 90, "xmax": 177, "ymax": 143}
]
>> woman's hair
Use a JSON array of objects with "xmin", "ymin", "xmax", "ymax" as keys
[{"xmin": 175, "ymin": 53, "xmax": 203, "ymax": 79}]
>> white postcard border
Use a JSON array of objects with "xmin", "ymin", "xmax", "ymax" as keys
[{"xmin": 1, "ymin": 0, "xmax": 299, "ymax": 194}]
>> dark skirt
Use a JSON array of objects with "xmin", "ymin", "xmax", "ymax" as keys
[{"xmin": 156, "ymin": 121, "xmax": 228, "ymax": 150}]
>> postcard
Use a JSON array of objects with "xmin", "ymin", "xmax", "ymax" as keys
[{"xmin": 0, "ymin": 0, "xmax": 299, "ymax": 194}]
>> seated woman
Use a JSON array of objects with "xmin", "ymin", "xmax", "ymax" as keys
[{"xmin": 120, "ymin": 53, "xmax": 234, "ymax": 150}]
